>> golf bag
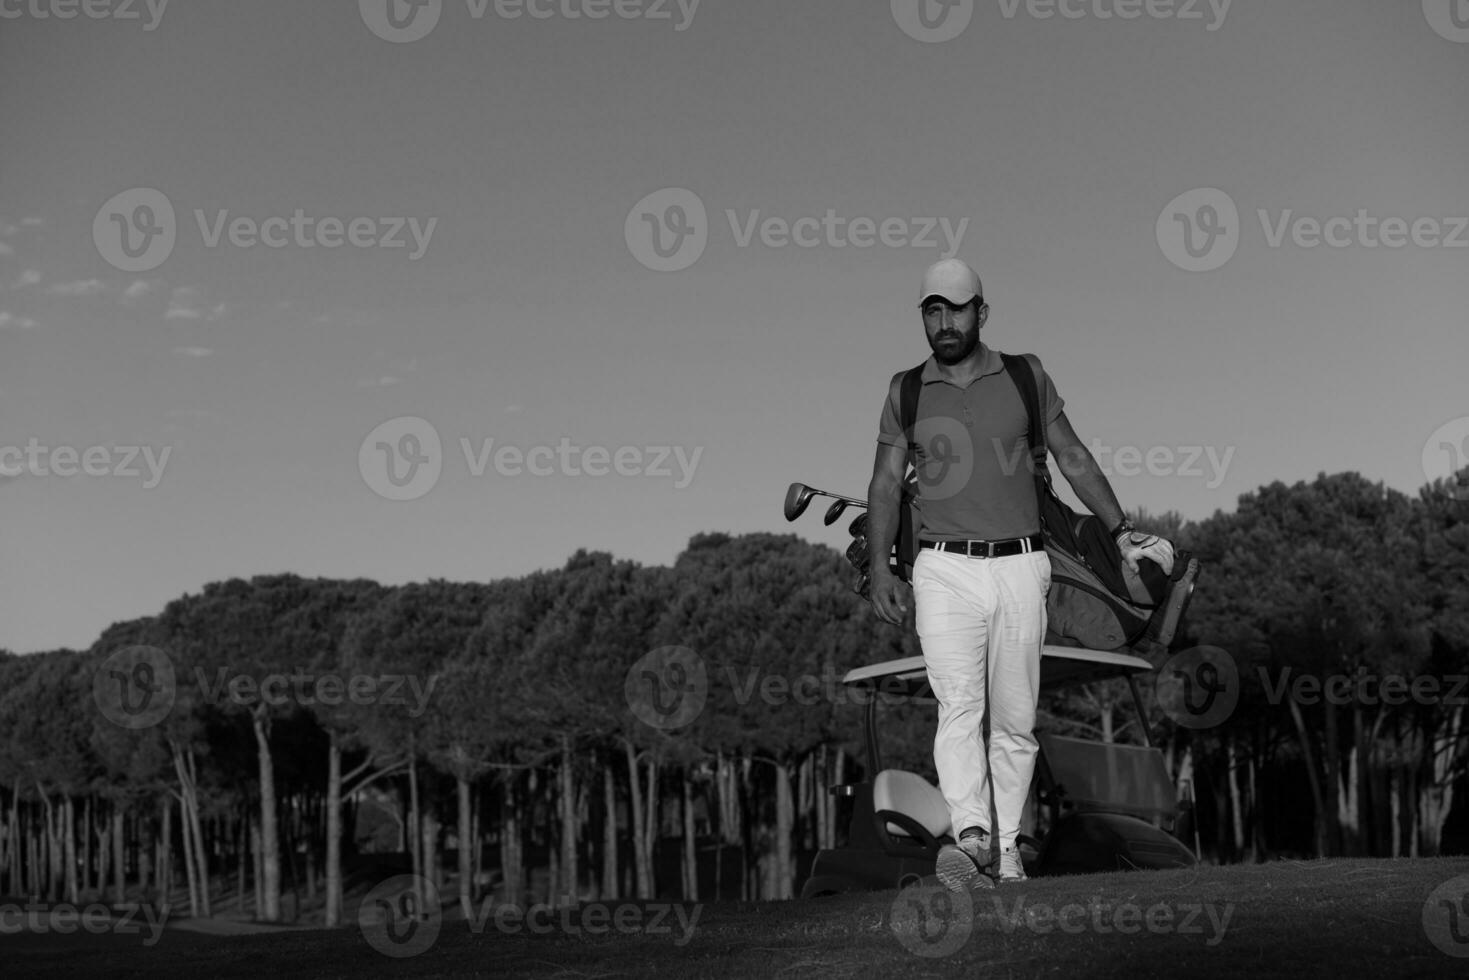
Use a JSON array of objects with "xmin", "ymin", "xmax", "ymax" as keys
[{"xmin": 846, "ymin": 354, "xmax": 1198, "ymax": 654}]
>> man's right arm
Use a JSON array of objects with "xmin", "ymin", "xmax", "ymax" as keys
[{"xmin": 867, "ymin": 441, "xmax": 911, "ymax": 625}]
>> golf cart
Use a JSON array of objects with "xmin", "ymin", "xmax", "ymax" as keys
[{"xmin": 799, "ymin": 646, "xmax": 1198, "ymax": 897}]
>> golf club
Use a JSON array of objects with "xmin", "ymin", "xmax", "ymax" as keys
[
  {"xmin": 783, "ymin": 482, "xmax": 866, "ymax": 523},
  {"xmin": 823, "ymin": 500, "xmax": 847, "ymax": 525}
]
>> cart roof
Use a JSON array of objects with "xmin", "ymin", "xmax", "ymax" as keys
[{"xmin": 842, "ymin": 646, "xmax": 1153, "ymax": 699}]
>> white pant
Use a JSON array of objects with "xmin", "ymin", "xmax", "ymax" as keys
[{"xmin": 912, "ymin": 548, "xmax": 1051, "ymax": 848}]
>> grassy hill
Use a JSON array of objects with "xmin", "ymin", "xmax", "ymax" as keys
[{"xmin": 7, "ymin": 858, "xmax": 1469, "ymax": 979}]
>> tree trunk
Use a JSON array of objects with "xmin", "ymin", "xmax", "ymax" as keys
[
  {"xmin": 252, "ymin": 711, "xmax": 280, "ymax": 922},
  {"xmin": 643, "ymin": 756, "xmax": 660, "ymax": 901},
  {"xmin": 178, "ymin": 795, "xmax": 200, "ymax": 917},
  {"xmin": 157, "ymin": 796, "xmax": 173, "ymax": 909},
  {"xmin": 1226, "ymin": 735, "xmax": 1244, "ymax": 861},
  {"xmin": 682, "ymin": 769, "xmax": 698, "ymax": 901},
  {"xmin": 624, "ymin": 742, "xmax": 650, "ymax": 900},
  {"xmin": 325, "ymin": 736, "xmax": 343, "ymax": 927},
  {"xmin": 1287, "ymin": 697, "xmax": 1329, "ymax": 857},
  {"xmin": 457, "ymin": 775, "xmax": 474, "ymax": 919},
  {"xmin": 774, "ymin": 759, "xmax": 794, "ymax": 900},
  {"xmin": 1322, "ymin": 695, "xmax": 1342, "ymax": 856},
  {"xmin": 111, "ymin": 808, "xmax": 126, "ymax": 906},
  {"xmin": 61, "ymin": 797, "xmax": 78, "ymax": 905},
  {"xmin": 408, "ymin": 753, "xmax": 423, "ymax": 914},
  {"xmin": 500, "ymin": 777, "xmax": 523, "ymax": 908},
  {"xmin": 602, "ymin": 762, "xmax": 618, "ymax": 901},
  {"xmin": 559, "ymin": 734, "xmax": 577, "ymax": 905}
]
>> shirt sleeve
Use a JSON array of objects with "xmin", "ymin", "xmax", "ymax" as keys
[{"xmin": 876, "ymin": 371, "xmax": 907, "ymax": 449}]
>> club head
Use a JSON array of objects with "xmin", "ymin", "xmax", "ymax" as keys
[
  {"xmin": 784, "ymin": 483, "xmax": 816, "ymax": 522},
  {"xmin": 823, "ymin": 500, "xmax": 847, "ymax": 526},
  {"xmin": 848, "ymin": 513, "xmax": 868, "ymax": 538}
]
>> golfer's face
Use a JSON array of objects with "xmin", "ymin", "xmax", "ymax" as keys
[{"xmin": 923, "ymin": 299, "xmax": 981, "ymax": 359}]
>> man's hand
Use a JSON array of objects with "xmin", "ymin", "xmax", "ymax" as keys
[
  {"xmin": 1116, "ymin": 528, "xmax": 1176, "ymax": 575},
  {"xmin": 868, "ymin": 567, "xmax": 912, "ymax": 625}
]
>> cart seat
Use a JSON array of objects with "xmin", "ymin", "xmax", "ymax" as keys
[
  {"xmin": 873, "ymin": 770, "xmax": 951, "ymax": 840},
  {"xmin": 1037, "ymin": 733, "xmax": 1178, "ymax": 820}
]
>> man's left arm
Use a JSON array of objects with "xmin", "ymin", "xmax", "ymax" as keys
[{"xmin": 1046, "ymin": 411, "xmax": 1175, "ymax": 574}]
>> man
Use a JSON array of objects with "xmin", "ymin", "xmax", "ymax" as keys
[{"xmin": 866, "ymin": 258, "xmax": 1174, "ymax": 889}]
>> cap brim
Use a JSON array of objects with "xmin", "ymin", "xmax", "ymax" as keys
[{"xmin": 919, "ymin": 292, "xmax": 977, "ymax": 307}]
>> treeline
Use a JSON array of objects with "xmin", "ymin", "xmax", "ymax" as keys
[{"xmin": 0, "ymin": 470, "xmax": 1465, "ymax": 923}]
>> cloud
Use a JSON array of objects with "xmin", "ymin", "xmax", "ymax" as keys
[
  {"xmin": 20, "ymin": 218, "xmax": 43, "ymax": 227},
  {"xmin": 122, "ymin": 279, "xmax": 155, "ymax": 301},
  {"xmin": 47, "ymin": 278, "xmax": 107, "ymax": 297},
  {"xmin": 165, "ymin": 286, "xmax": 204, "ymax": 319},
  {"xmin": 356, "ymin": 375, "xmax": 402, "ymax": 388},
  {"xmin": 172, "ymin": 346, "xmax": 213, "ymax": 358},
  {"xmin": 0, "ymin": 312, "xmax": 39, "ymax": 330},
  {"xmin": 164, "ymin": 286, "xmax": 220, "ymax": 321},
  {"xmin": 0, "ymin": 242, "xmax": 13, "ymax": 256},
  {"xmin": 17, "ymin": 270, "xmax": 40, "ymax": 288}
]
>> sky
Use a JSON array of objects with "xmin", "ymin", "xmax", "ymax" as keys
[{"xmin": 1, "ymin": 0, "xmax": 1466, "ymax": 654}]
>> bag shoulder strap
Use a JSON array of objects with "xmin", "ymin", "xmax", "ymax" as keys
[
  {"xmin": 898, "ymin": 362, "xmax": 926, "ymax": 464},
  {"xmin": 1001, "ymin": 352, "xmax": 1049, "ymax": 502}
]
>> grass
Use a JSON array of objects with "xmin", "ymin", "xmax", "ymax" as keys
[{"xmin": 7, "ymin": 858, "xmax": 1469, "ymax": 979}]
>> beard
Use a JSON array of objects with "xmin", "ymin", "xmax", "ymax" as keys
[{"xmin": 929, "ymin": 326, "xmax": 980, "ymax": 365}]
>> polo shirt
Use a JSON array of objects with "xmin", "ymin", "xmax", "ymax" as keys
[{"xmin": 876, "ymin": 345, "xmax": 1065, "ymax": 541}]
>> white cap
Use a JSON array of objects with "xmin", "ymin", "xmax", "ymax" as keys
[{"xmin": 918, "ymin": 259, "xmax": 983, "ymax": 307}]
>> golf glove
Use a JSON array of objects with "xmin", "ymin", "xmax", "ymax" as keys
[{"xmin": 1116, "ymin": 527, "xmax": 1175, "ymax": 575}]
